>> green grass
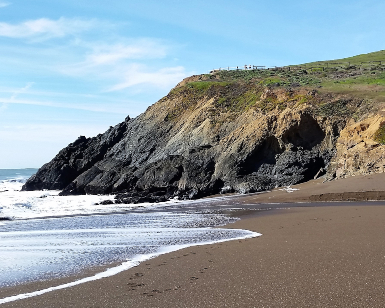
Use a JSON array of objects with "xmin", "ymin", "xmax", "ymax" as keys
[
  {"xmin": 341, "ymin": 50, "xmax": 385, "ymax": 63},
  {"xmin": 299, "ymin": 52, "xmax": 385, "ymax": 102},
  {"xmin": 165, "ymin": 82, "xmax": 225, "ymax": 121},
  {"xmin": 166, "ymin": 81, "xmax": 248, "ymax": 122},
  {"xmin": 255, "ymin": 97, "xmax": 287, "ymax": 112},
  {"xmin": 169, "ymin": 81, "xmax": 232, "ymax": 96},
  {"xmin": 319, "ymin": 79, "xmax": 385, "ymax": 103},
  {"xmin": 218, "ymin": 69, "xmax": 274, "ymax": 81},
  {"xmin": 287, "ymin": 94, "xmax": 312, "ymax": 106},
  {"xmin": 300, "ymin": 50, "xmax": 385, "ymax": 67},
  {"xmin": 186, "ymin": 81, "xmax": 232, "ymax": 91},
  {"xmin": 259, "ymin": 77, "xmax": 282, "ymax": 86},
  {"xmin": 215, "ymin": 66, "xmax": 323, "ymax": 88},
  {"xmin": 373, "ymin": 121, "xmax": 385, "ymax": 144},
  {"xmin": 316, "ymin": 100, "xmax": 353, "ymax": 117},
  {"xmin": 334, "ymin": 72, "xmax": 385, "ymax": 86},
  {"xmin": 164, "ymin": 50, "xmax": 385, "ymax": 123},
  {"xmin": 215, "ymin": 89, "xmax": 260, "ymax": 112}
]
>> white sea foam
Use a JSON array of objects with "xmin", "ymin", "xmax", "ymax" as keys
[
  {"xmin": 0, "ymin": 179, "xmax": 182, "ymax": 220},
  {"xmin": 279, "ymin": 186, "xmax": 299, "ymax": 193},
  {"xmin": 0, "ymin": 178, "xmax": 261, "ymax": 220},
  {"xmin": 0, "ymin": 230, "xmax": 261, "ymax": 304}
]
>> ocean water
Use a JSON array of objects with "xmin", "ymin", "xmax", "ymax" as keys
[
  {"xmin": 0, "ymin": 169, "xmax": 260, "ymax": 304},
  {"xmin": 0, "ymin": 168, "xmax": 38, "ymax": 182}
]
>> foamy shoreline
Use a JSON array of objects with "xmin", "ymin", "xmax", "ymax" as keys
[
  {"xmin": 0, "ymin": 229, "xmax": 260, "ymax": 304},
  {"xmin": 0, "ymin": 179, "xmax": 247, "ymax": 220},
  {"xmin": 0, "ymin": 181, "xmax": 261, "ymax": 304},
  {"xmin": 4, "ymin": 203, "xmax": 385, "ymax": 307},
  {"xmin": 3, "ymin": 172, "xmax": 385, "ymax": 306}
]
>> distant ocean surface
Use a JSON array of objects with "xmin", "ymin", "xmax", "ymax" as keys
[
  {"xmin": 0, "ymin": 168, "xmax": 37, "ymax": 182},
  {"xmin": 0, "ymin": 169, "xmax": 260, "ymax": 304}
]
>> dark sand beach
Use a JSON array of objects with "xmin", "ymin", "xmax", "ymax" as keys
[{"xmin": 3, "ymin": 174, "xmax": 385, "ymax": 307}]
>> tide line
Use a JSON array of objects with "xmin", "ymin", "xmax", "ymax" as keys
[{"xmin": 0, "ymin": 230, "xmax": 261, "ymax": 304}]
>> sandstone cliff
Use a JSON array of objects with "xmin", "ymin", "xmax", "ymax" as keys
[{"xmin": 329, "ymin": 113, "xmax": 385, "ymax": 178}]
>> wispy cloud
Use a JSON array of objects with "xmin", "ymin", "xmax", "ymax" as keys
[
  {"xmin": 0, "ymin": 123, "xmax": 107, "ymax": 142},
  {"xmin": 0, "ymin": 82, "xmax": 34, "ymax": 113},
  {"xmin": 85, "ymin": 39, "xmax": 168, "ymax": 65},
  {"xmin": 0, "ymin": 96, "xmax": 138, "ymax": 114},
  {"xmin": 0, "ymin": 18, "xmax": 189, "ymax": 113},
  {"xmin": 0, "ymin": 1, "xmax": 10, "ymax": 8},
  {"xmin": 107, "ymin": 64, "xmax": 187, "ymax": 91},
  {"xmin": 10, "ymin": 82, "xmax": 34, "ymax": 100},
  {"xmin": 0, "ymin": 17, "xmax": 98, "ymax": 39},
  {"xmin": 58, "ymin": 39, "xmax": 188, "ymax": 91}
]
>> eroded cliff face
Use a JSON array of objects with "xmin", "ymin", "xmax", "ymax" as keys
[
  {"xmin": 22, "ymin": 77, "xmax": 382, "ymax": 202},
  {"xmin": 329, "ymin": 114, "xmax": 385, "ymax": 178}
]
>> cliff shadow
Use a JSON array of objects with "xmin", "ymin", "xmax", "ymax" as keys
[
  {"xmin": 281, "ymin": 114, "xmax": 325, "ymax": 150},
  {"xmin": 238, "ymin": 136, "xmax": 282, "ymax": 175}
]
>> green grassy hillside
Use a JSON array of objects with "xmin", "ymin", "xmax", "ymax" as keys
[
  {"xmin": 303, "ymin": 50, "xmax": 385, "ymax": 67},
  {"xmin": 198, "ymin": 50, "xmax": 385, "ymax": 104}
]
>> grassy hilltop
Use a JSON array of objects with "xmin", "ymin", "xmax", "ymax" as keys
[
  {"xmin": 205, "ymin": 50, "xmax": 385, "ymax": 102},
  {"xmin": 177, "ymin": 50, "xmax": 385, "ymax": 102},
  {"xmin": 303, "ymin": 50, "xmax": 385, "ymax": 67}
]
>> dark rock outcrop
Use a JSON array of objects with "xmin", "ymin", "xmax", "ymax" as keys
[
  {"xmin": 23, "ymin": 79, "xmax": 358, "ymax": 202},
  {"xmin": 23, "ymin": 120, "xmax": 128, "ymax": 191}
]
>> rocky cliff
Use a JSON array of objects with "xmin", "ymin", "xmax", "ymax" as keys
[
  {"xmin": 329, "ymin": 113, "xmax": 385, "ymax": 178},
  {"xmin": 23, "ymin": 53, "xmax": 385, "ymax": 202}
]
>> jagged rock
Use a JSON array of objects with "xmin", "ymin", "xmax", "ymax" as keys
[
  {"xmin": 23, "ymin": 79, "xmax": 372, "ymax": 202},
  {"xmin": 23, "ymin": 120, "xmax": 128, "ymax": 191},
  {"xmin": 99, "ymin": 200, "xmax": 114, "ymax": 205}
]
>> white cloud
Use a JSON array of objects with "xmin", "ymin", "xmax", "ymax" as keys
[
  {"xmin": 57, "ymin": 39, "xmax": 188, "ymax": 91},
  {"xmin": 0, "ymin": 97, "xmax": 57, "ymax": 108},
  {"xmin": 0, "ymin": 82, "xmax": 34, "ymax": 114},
  {"xmin": 0, "ymin": 96, "xmax": 139, "ymax": 114},
  {"xmin": 0, "ymin": 18, "xmax": 188, "ymax": 99},
  {"xmin": 0, "ymin": 123, "xmax": 104, "ymax": 142},
  {"xmin": 86, "ymin": 40, "xmax": 168, "ymax": 65},
  {"xmin": 10, "ymin": 82, "xmax": 34, "ymax": 100},
  {"xmin": 0, "ymin": 17, "xmax": 98, "ymax": 39},
  {"xmin": 108, "ymin": 64, "xmax": 187, "ymax": 91},
  {"xmin": 0, "ymin": 2, "xmax": 10, "ymax": 8},
  {"xmin": 61, "ymin": 39, "xmax": 170, "ymax": 73}
]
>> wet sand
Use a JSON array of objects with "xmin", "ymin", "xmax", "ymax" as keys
[
  {"xmin": 2, "ymin": 174, "xmax": 385, "ymax": 307},
  {"xmin": 240, "ymin": 172, "xmax": 385, "ymax": 203}
]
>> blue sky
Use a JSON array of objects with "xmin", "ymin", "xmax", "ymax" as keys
[{"xmin": 0, "ymin": 0, "xmax": 384, "ymax": 168}]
